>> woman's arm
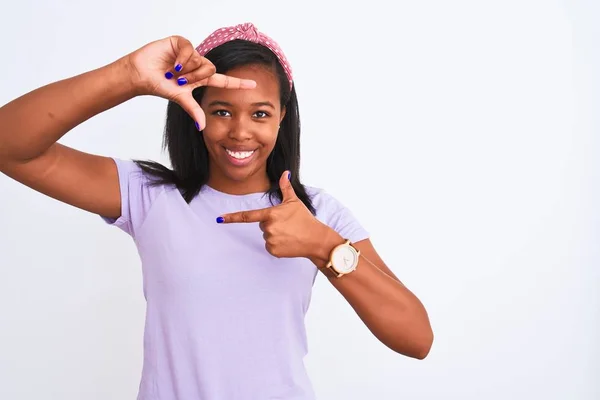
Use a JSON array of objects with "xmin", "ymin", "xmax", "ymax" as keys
[
  {"xmin": 217, "ymin": 172, "xmax": 434, "ymax": 359},
  {"xmin": 311, "ymin": 229, "xmax": 434, "ymax": 360},
  {"xmin": 0, "ymin": 58, "xmax": 134, "ymax": 218},
  {"xmin": 0, "ymin": 35, "xmax": 254, "ymax": 219}
]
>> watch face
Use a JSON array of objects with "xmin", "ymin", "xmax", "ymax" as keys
[{"xmin": 332, "ymin": 245, "xmax": 359, "ymax": 274}]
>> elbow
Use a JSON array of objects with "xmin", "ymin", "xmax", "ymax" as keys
[
  {"xmin": 392, "ymin": 327, "xmax": 434, "ymax": 360},
  {"xmin": 383, "ymin": 330, "xmax": 433, "ymax": 360},
  {"xmin": 414, "ymin": 338, "xmax": 433, "ymax": 360},
  {"xmin": 414, "ymin": 328, "xmax": 434, "ymax": 360}
]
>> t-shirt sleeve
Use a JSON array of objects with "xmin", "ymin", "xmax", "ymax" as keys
[
  {"xmin": 100, "ymin": 158, "xmax": 165, "ymax": 238},
  {"xmin": 311, "ymin": 188, "xmax": 370, "ymax": 244}
]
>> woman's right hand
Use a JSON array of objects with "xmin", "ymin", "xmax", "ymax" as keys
[
  {"xmin": 125, "ymin": 35, "xmax": 256, "ymax": 129},
  {"xmin": 1, "ymin": 34, "xmax": 255, "ymax": 221}
]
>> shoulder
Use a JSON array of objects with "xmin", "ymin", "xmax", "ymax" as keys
[
  {"xmin": 303, "ymin": 185, "xmax": 341, "ymax": 213},
  {"xmin": 302, "ymin": 184, "xmax": 370, "ymax": 242},
  {"xmin": 112, "ymin": 158, "xmax": 178, "ymax": 194},
  {"xmin": 302, "ymin": 184, "xmax": 352, "ymax": 220},
  {"xmin": 109, "ymin": 158, "xmax": 152, "ymax": 190},
  {"xmin": 102, "ymin": 158, "xmax": 173, "ymax": 235},
  {"xmin": 112, "ymin": 158, "xmax": 162, "ymax": 184}
]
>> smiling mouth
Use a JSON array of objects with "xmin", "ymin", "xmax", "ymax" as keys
[
  {"xmin": 223, "ymin": 147, "xmax": 258, "ymax": 167},
  {"xmin": 225, "ymin": 148, "xmax": 256, "ymax": 160}
]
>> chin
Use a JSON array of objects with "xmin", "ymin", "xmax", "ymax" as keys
[
  {"xmin": 224, "ymin": 168, "xmax": 256, "ymax": 182},
  {"xmin": 218, "ymin": 162, "xmax": 263, "ymax": 184}
]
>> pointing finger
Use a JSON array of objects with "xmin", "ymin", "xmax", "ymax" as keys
[{"xmin": 217, "ymin": 207, "xmax": 271, "ymax": 224}]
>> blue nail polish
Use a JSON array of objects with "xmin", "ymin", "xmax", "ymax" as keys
[
  {"xmin": 288, "ymin": 172, "xmax": 291, "ymax": 180},
  {"xmin": 165, "ymin": 71, "xmax": 174, "ymax": 79},
  {"xmin": 195, "ymin": 121, "xmax": 201, "ymax": 131},
  {"xmin": 175, "ymin": 64, "xmax": 183, "ymax": 72},
  {"xmin": 216, "ymin": 217, "xmax": 224, "ymax": 223},
  {"xmin": 177, "ymin": 77, "xmax": 188, "ymax": 86}
]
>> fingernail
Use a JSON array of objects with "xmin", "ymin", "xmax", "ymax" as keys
[
  {"xmin": 288, "ymin": 172, "xmax": 291, "ymax": 180},
  {"xmin": 175, "ymin": 64, "xmax": 183, "ymax": 72},
  {"xmin": 195, "ymin": 121, "xmax": 201, "ymax": 131},
  {"xmin": 165, "ymin": 71, "xmax": 174, "ymax": 79},
  {"xmin": 177, "ymin": 77, "xmax": 188, "ymax": 86},
  {"xmin": 216, "ymin": 217, "xmax": 224, "ymax": 223}
]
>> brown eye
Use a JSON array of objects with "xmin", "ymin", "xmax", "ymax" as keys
[
  {"xmin": 254, "ymin": 111, "xmax": 269, "ymax": 118},
  {"xmin": 213, "ymin": 110, "xmax": 231, "ymax": 117}
]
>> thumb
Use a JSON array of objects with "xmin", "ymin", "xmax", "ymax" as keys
[
  {"xmin": 279, "ymin": 170, "xmax": 297, "ymax": 202},
  {"xmin": 174, "ymin": 93, "xmax": 206, "ymax": 131}
]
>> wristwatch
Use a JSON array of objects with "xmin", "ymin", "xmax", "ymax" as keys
[{"xmin": 322, "ymin": 239, "xmax": 360, "ymax": 278}]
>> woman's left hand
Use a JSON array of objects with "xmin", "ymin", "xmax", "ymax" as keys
[{"xmin": 217, "ymin": 171, "xmax": 333, "ymax": 259}]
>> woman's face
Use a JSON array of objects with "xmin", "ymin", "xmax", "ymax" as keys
[{"xmin": 200, "ymin": 64, "xmax": 285, "ymax": 194}]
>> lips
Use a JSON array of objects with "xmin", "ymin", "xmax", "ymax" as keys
[
  {"xmin": 223, "ymin": 147, "xmax": 257, "ymax": 167},
  {"xmin": 225, "ymin": 148, "xmax": 255, "ymax": 159}
]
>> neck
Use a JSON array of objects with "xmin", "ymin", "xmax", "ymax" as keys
[{"xmin": 206, "ymin": 168, "xmax": 271, "ymax": 196}]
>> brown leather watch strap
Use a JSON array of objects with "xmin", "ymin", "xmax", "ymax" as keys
[{"xmin": 319, "ymin": 264, "xmax": 339, "ymax": 279}]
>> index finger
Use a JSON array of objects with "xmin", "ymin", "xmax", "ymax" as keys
[
  {"xmin": 202, "ymin": 73, "xmax": 257, "ymax": 90},
  {"xmin": 218, "ymin": 207, "xmax": 270, "ymax": 224}
]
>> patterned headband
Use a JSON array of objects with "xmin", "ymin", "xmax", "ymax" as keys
[{"xmin": 195, "ymin": 22, "xmax": 293, "ymax": 90}]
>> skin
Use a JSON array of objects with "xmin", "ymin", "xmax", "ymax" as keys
[
  {"xmin": 200, "ymin": 65, "xmax": 285, "ymax": 195},
  {"xmin": 0, "ymin": 35, "xmax": 434, "ymax": 360}
]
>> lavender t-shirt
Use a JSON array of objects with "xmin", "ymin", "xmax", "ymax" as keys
[{"xmin": 102, "ymin": 158, "xmax": 369, "ymax": 400}]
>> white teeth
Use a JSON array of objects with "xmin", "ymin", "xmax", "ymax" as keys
[{"xmin": 226, "ymin": 149, "xmax": 255, "ymax": 159}]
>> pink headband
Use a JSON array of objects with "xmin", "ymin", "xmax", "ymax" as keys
[{"xmin": 195, "ymin": 22, "xmax": 293, "ymax": 90}]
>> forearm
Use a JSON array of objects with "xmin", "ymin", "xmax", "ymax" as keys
[
  {"xmin": 0, "ymin": 56, "xmax": 136, "ymax": 163},
  {"xmin": 311, "ymin": 229, "xmax": 433, "ymax": 359}
]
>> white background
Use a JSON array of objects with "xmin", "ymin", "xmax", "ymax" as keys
[{"xmin": 0, "ymin": 0, "xmax": 598, "ymax": 399}]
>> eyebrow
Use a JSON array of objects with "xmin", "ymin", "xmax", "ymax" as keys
[{"xmin": 207, "ymin": 100, "xmax": 276, "ymax": 109}]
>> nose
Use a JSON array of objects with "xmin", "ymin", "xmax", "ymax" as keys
[{"xmin": 227, "ymin": 115, "xmax": 254, "ymax": 142}]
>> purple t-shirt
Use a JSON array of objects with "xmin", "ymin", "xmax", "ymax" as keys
[{"xmin": 102, "ymin": 158, "xmax": 369, "ymax": 400}]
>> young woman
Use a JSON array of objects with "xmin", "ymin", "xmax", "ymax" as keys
[{"xmin": 0, "ymin": 22, "xmax": 433, "ymax": 400}]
